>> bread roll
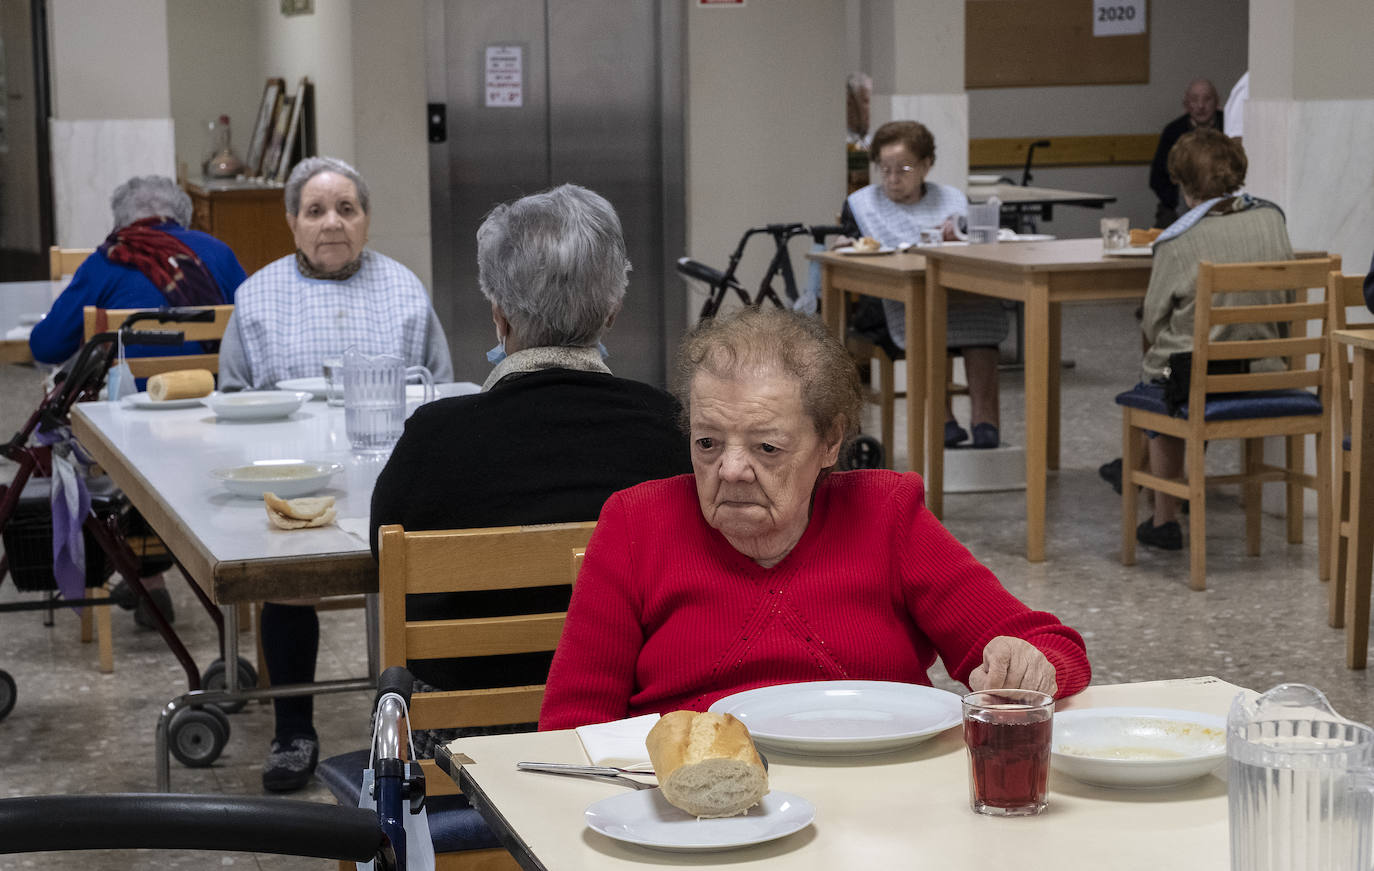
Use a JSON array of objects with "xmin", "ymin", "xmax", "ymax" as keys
[
  {"xmin": 853, "ymin": 236, "xmax": 882, "ymax": 253},
  {"xmin": 264, "ymin": 493, "xmax": 336, "ymax": 530},
  {"xmin": 646, "ymin": 711, "xmax": 768, "ymax": 818},
  {"xmin": 147, "ymin": 369, "xmax": 214, "ymax": 401},
  {"xmin": 1130, "ymin": 227, "xmax": 1162, "ymax": 246}
]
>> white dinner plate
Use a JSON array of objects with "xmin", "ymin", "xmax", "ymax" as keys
[
  {"xmin": 836, "ymin": 246, "xmax": 895, "ymax": 256},
  {"xmin": 1051, "ymin": 707, "xmax": 1227, "ymax": 788},
  {"xmin": 276, "ymin": 376, "xmax": 329, "ymax": 399},
  {"xmin": 210, "ymin": 459, "xmax": 343, "ymax": 499},
  {"xmin": 584, "ymin": 789, "xmax": 814, "ymax": 852},
  {"xmin": 708, "ymin": 680, "xmax": 962, "ymax": 755},
  {"xmin": 967, "ymin": 174, "xmax": 1002, "ymax": 186},
  {"xmin": 201, "ymin": 390, "xmax": 312, "ymax": 421},
  {"xmin": 122, "ymin": 391, "xmax": 209, "ymax": 410},
  {"xmin": 1105, "ymin": 246, "xmax": 1154, "ymax": 257},
  {"xmin": 1009, "ymin": 233, "xmax": 1057, "ymax": 242}
]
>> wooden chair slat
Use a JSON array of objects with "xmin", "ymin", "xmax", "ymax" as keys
[{"xmin": 404, "ymin": 614, "xmax": 566, "ymax": 660}]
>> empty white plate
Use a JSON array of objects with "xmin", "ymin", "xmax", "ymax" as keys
[
  {"xmin": 1051, "ymin": 707, "xmax": 1226, "ymax": 788},
  {"xmin": 210, "ymin": 459, "xmax": 343, "ymax": 499},
  {"xmin": 122, "ymin": 392, "xmax": 208, "ymax": 410},
  {"xmin": 585, "ymin": 789, "xmax": 813, "ymax": 852},
  {"xmin": 201, "ymin": 390, "xmax": 311, "ymax": 421},
  {"xmin": 1105, "ymin": 246, "xmax": 1154, "ymax": 257},
  {"xmin": 276, "ymin": 376, "xmax": 329, "ymax": 399},
  {"xmin": 835, "ymin": 246, "xmax": 895, "ymax": 256},
  {"xmin": 708, "ymin": 680, "xmax": 962, "ymax": 755}
]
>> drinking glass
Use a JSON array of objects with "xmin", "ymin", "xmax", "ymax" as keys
[
  {"xmin": 322, "ymin": 355, "xmax": 345, "ymax": 407},
  {"xmin": 962, "ymin": 689, "xmax": 1054, "ymax": 816},
  {"xmin": 1101, "ymin": 216, "xmax": 1130, "ymax": 251},
  {"xmin": 918, "ymin": 226, "xmax": 944, "ymax": 247}
]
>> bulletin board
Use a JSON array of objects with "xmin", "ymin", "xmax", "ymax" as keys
[{"xmin": 965, "ymin": 0, "xmax": 1150, "ymax": 89}]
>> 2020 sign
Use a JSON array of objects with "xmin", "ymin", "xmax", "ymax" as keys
[{"xmin": 1093, "ymin": 0, "xmax": 1147, "ymax": 36}]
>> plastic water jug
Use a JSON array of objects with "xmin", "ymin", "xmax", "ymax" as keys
[{"xmin": 342, "ymin": 348, "xmax": 434, "ymax": 453}]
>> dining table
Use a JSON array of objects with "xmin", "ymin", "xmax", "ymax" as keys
[
  {"xmin": 436, "ymin": 676, "xmax": 1245, "ymax": 870},
  {"xmin": 68, "ymin": 384, "xmax": 478, "ymax": 788},
  {"xmin": 1333, "ymin": 328, "xmax": 1374, "ymax": 668},
  {"xmin": 0, "ymin": 278, "xmax": 67, "ymax": 364}
]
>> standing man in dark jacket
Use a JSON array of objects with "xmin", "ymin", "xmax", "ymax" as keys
[{"xmin": 1149, "ymin": 79, "xmax": 1222, "ymax": 229}]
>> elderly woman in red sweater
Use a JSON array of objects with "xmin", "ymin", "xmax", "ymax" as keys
[{"xmin": 538, "ymin": 308, "xmax": 1090, "ymax": 730}]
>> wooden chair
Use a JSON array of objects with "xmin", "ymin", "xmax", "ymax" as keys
[
  {"xmin": 81, "ymin": 304, "xmax": 233, "ymax": 378},
  {"xmin": 49, "ymin": 246, "xmax": 93, "ymax": 280},
  {"xmin": 1118, "ymin": 258, "xmax": 1338, "ymax": 591},
  {"xmin": 1325, "ymin": 271, "xmax": 1373, "ymax": 663},
  {"xmin": 324, "ymin": 521, "xmax": 595, "ymax": 871}
]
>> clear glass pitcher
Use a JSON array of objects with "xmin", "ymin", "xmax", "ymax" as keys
[
  {"xmin": 1228, "ymin": 683, "xmax": 1374, "ymax": 871},
  {"xmin": 341, "ymin": 348, "xmax": 435, "ymax": 453}
]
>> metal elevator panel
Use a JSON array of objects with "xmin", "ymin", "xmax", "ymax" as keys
[{"xmin": 426, "ymin": 0, "xmax": 682, "ymax": 386}]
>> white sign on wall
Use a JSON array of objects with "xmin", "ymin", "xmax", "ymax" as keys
[
  {"xmin": 485, "ymin": 45, "xmax": 523, "ymax": 108},
  {"xmin": 1092, "ymin": 0, "xmax": 1146, "ymax": 37}
]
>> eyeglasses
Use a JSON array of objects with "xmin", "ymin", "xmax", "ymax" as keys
[{"xmin": 877, "ymin": 164, "xmax": 916, "ymax": 178}]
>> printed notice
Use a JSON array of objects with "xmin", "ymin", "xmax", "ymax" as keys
[
  {"xmin": 485, "ymin": 45, "xmax": 523, "ymax": 108},
  {"xmin": 1092, "ymin": 0, "xmax": 1146, "ymax": 36}
]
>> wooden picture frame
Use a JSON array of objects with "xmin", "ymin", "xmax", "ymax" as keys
[
  {"xmin": 260, "ymin": 94, "xmax": 294, "ymax": 185},
  {"xmin": 274, "ymin": 76, "xmax": 311, "ymax": 182},
  {"xmin": 245, "ymin": 78, "xmax": 285, "ymax": 178}
]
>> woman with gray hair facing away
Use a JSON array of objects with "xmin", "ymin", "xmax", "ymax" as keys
[
  {"xmin": 217, "ymin": 155, "xmax": 452, "ymax": 389},
  {"xmin": 367, "ymin": 183, "xmax": 690, "ymax": 756},
  {"xmin": 229, "ymin": 157, "xmax": 452, "ymax": 792},
  {"xmin": 29, "ymin": 175, "xmax": 246, "ymax": 364}
]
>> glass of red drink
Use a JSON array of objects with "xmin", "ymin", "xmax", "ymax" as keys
[{"xmin": 962, "ymin": 689, "xmax": 1054, "ymax": 816}]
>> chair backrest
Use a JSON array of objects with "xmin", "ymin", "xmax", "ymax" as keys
[
  {"xmin": 376, "ymin": 521, "xmax": 596, "ymax": 794},
  {"xmin": 82, "ymin": 305, "xmax": 234, "ymax": 378},
  {"xmin": 1188, "ymin": 258, "xmax": 1339, "ymax": 415},
  {"xmin": 49, "ymin": 246, "xmax": 93, "ymax": 280},
  {"xmin": 1326, "ymin": 271, "xmax": 1370, "ymax": 438}
]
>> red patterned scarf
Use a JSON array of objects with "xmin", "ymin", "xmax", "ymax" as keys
[{"xmin": 98, "ymin": 216, "xmax": 227, "ymax": 308}]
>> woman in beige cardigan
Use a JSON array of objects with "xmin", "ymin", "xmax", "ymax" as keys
[{"xmin": 1134, "ymin": 128, "xmax": 1294, "ymax": 550}]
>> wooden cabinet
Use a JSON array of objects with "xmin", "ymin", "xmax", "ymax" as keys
[{"xmin": 184, "ymin": 182, "xmax": 295, "ymax": 276}]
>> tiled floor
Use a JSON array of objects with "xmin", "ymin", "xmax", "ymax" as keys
[{"xmin": 1, "ymin": 299, "xmax": 1370, "ymax": 869}]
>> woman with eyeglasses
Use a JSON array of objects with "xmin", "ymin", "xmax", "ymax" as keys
[{"xmin": 839, "ymin": 120, "xmax": 1007, "ymax": 449}]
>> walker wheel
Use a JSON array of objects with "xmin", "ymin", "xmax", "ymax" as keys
[
  {"xmin": 843, "ymin": 435, "xmax": 885, "ymax": 470},
  {"xmin": 0, "ymin": 670, "xmax": 15, "ymax": 721},
  {"xmin": 169, "ymin": 706, "xmax": 229, "ymax": 768},
  {"xmin": 200, "ymin": 657, "xmax": 259, "ymax": 714}
]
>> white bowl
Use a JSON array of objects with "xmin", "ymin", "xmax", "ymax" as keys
[
  {"xmin": 210, "ymin": 460, "xmax": 342, "ymax": 499},
  {"xmin": 1051, "ymin": 707, "xmax": 1227, "ymax": 788},
  {"xmin": 202, "ymin": 390, "xmax": 311, "ymax": 421}
]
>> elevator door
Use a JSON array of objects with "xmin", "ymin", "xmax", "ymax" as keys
[{"xmin": 426, "ymin": 0, "xmax": 683, "ymax": 387}]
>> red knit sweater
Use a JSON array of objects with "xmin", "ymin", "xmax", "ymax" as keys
[{"xmin": 538, "ymin": 471, "xmax": 1091, "ymax": 730}]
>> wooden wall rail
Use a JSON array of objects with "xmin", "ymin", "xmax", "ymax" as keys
[{"xmin": 969, "ymin": 134, "xmax": 1158, "ymax": 169}]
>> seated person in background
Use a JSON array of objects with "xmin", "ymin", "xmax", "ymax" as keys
[
  {"xmin": 539, "ymin": 307, "xmax": 1090, "ymax": 730},
  {"xmin": 29, "ymin": 175, "xmax": 245, "ymax": 365},
  {"xmin": 226, "ymin": 156, "xmax": 453, "ymax": 792},
  {"xmin": 1150, "ymin": 79, "xmax": 1222, "ymax": 229},
  {"xmin": 29, "ymin": 174, "xmax": 247, "ymax": 630},
  {"xmin": 369, "ymin": 184, "xmax": 692, "ymax": 753},
  {"xmin": 839, "ymin": 120, "xmax": 1006, "ymax": 449},
  {"xmin": 1131, "ymin": 128, "xmax": 1293, "ymax": 551},
  {"xmin": 217, "ymin": 155, "xmax": 452, "ymax": 390}
]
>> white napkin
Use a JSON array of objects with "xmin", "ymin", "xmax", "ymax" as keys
[
  {"xmin": 335, "ymin": 516, "xmax": 370, "ymax": 544},
  {"xmin": 5, "ymin": 326, "xmax": 32, "ymax": 341},
  {"xmin": 575, "ymin": 713, "xmax": 660, "ymax": 769}
]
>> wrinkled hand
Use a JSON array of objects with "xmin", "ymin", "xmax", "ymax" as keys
[
  {"xmin": 968, "ymin": 636, "xmax": 1058, "ymax": 696},
  {"xmin": 940, "ymin": 217, "xmax": 959, "ymax": 241}
]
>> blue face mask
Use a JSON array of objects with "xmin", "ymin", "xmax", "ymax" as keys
[
  {"xmin": 485, "ymin": 342, "xmax": 506, "ymax": 364},
  {"xmin": 596, "ymin": 342, "xmax": 609, "ymax": 360}
]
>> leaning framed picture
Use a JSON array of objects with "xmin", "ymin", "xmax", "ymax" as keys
[
  {"xmin": 274, "ymin": 76, "xmax": 311, "ymax": 182},
  {"xmin": 260, "ymin": 94, "xmax": 294, "ymax": 184},
  {"xmin": 245, "ymin": 78, "xmax": 285, "ymax": 178}
]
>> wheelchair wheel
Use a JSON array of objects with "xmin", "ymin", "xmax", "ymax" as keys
[
  {"xmin": 200, "ymin": 657, "xmax": 259, "ymax": 714},
  {"xmin": 0, "ymin": 670, "xmax": 15, "ymax": 721},
  {"xmin": 169, "ymin": 706, "xmax": 230, "ymax": 768},
  {"xmin": 843, "ymin": 435, "xmax": 885, "ymax": 470}
]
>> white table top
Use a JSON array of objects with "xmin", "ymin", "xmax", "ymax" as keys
[
  {"xmin": 69, "ymin": 386, "xmax": 477, "ymax": 603},
  {"xmin": 967, "ymin": 182, "xmax": 1117, "ymax": 207},
  {"xmin": 444, "ymin": 677, "xmax": 1246, "ymax": 871},
  {"xmin": 1, "ymin": 278, "xmax": 66, "ymax": 345}
]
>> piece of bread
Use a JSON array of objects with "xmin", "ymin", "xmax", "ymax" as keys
[
  {"xmin": 1130, "ymin": 227, "xmax": 1163, "ymax": 246},
  {"xmin": 852, "ymin": 236, "xmax": 882, "ymax": 253},
  {"xmin": 646, "ymin": 711, "xmax": 768, "ymax": 818},
  {"xmin": 146, "ymin": 369, "xmax": 214, "ymax": 401},
  {"xmin": 264, "ymin": 493, "xmax": 336, "ymax": 530}
]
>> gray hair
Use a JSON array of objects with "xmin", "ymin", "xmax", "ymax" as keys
[
  {"xmin": 111, "ymin": 176, "xmax": 192, "ymax": 229},
  {"xmin": 284, "ymin": 156, "xmax": 370, "ymax": 216},
  {"xmin": 476, "ymin": 184, "xmax": 630, "ymax": 348}
]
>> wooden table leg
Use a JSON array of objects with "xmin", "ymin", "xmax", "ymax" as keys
[
  {"xmin": 1346, "ymin": 349, "xmax": 1374, "ymax": 668},
  {"xmin": 821, "ymin": 265, "xmax": 841, "ymax": 338},
  {"xmin": 925, "ymin": 263, "xmax": 946, "ymax": 517},
  {"xmin": 1024, "ymin": 279, "xmax": 1050, "ymax": 562},
  {"xmin": 905, "ymin": 273, "xmax": 926, "ymax": 481},
  {"xmin": 1047, "ymin": 301, "xmax": 1062, "ymax": 471}
]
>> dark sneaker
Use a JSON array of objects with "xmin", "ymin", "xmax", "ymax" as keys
[
  {"xmin": 109, "ymin": 579, "xmax": 137, "ymax": 611},
  {"xmin": 1136, "ymin": 518, "xmax": 1183, "ymax": 551},
  {"xmin": 944, "ymin": 420, "xmax": 969, "ymax": 447},
  {"xmin": 1099, "ymin": 458, "xmax": 1123, "ymax": 494},
  {"xmin": 971, "ymin": 423, "xmax": 1000, "ymax": 449},
  {"xmin": 133, "ymin": 587, "xmax": 175, "ymax": 631},
  {"xmin": 262, "ymin": 736, "xmax": 319, "ymax": 792}
]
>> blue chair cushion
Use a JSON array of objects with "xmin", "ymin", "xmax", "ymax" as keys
[
  {"xmin": 317, "ymin": 748, "xmax": 501, "ymax": 853},
  {"xmin": 1115, "ymin": 382, "xmax": 1322, "ymax": 421}
]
